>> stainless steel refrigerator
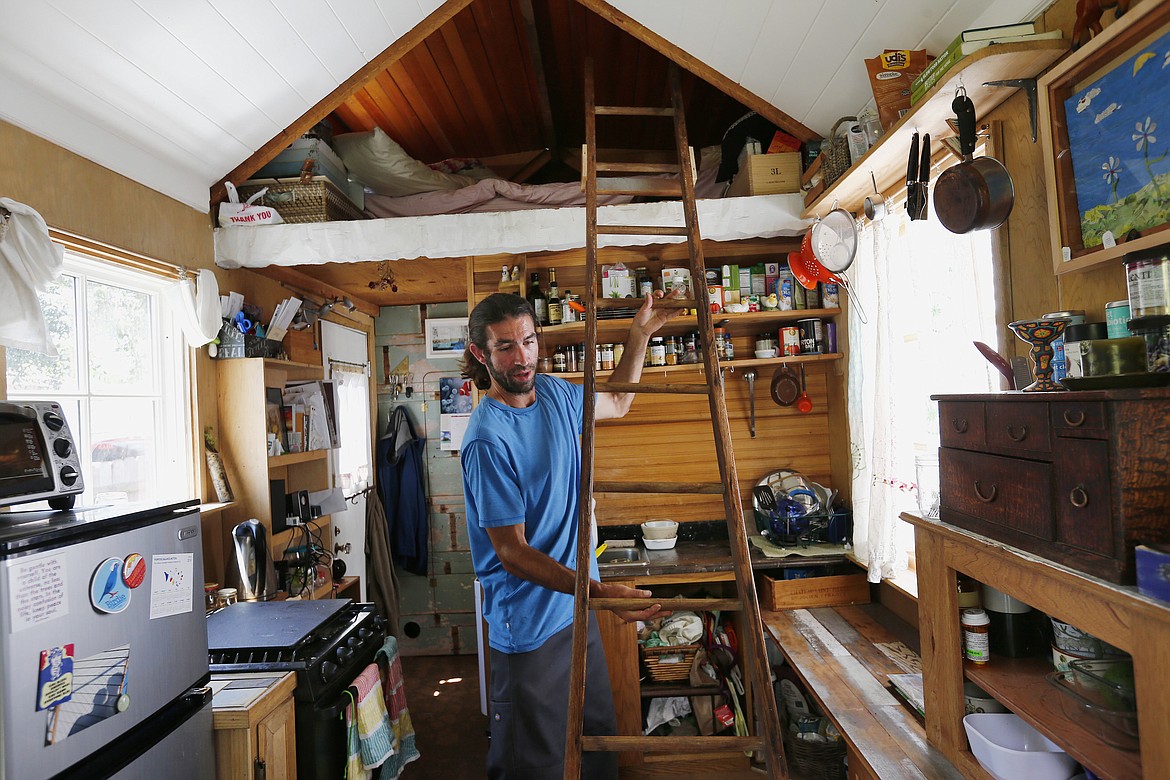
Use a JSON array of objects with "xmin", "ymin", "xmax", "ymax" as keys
[{"xmin": 0, "ymin": 500, "xmax": 214, "ymax": 779}]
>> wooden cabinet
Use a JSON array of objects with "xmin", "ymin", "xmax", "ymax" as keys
[
  {"xmin": 907, "ymin": 513, "xmax": 1170, "ymax": 780},
  {"xmin": 212, "ymin": 672, "xmax": 298, "ymax": 780},
  {"xmin": 933, "ymin": 389, "xmax": 1170, "ymax": 583},
  {"xmin": 215, "ymin": 358, "xmax": 335, "ymax": 596}
]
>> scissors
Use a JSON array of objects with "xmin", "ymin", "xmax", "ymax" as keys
[{"xmin": 233, "ymin": 311, "xmax": 252, "ymax": 335}]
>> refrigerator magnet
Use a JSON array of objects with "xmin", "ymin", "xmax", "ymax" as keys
[
  {"xmin": 122, "ymin": 553, "xmax": 146, "ymax": 589},
  {"xmin": 90, "ymin": 557, "xmax": 131, "ymax": 614},
  {"xmin": 36, "ymin": 644, "xmax": 74, "ymax": 711}
]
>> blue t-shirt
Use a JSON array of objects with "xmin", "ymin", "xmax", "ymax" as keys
[{"xmin": 462, "ymin": 374, "xmax": 600, "ymax": 653}]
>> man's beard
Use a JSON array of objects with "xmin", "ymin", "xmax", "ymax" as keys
[{"xmin": 486, "ymin": 356, "xmax": 535, "ymax": 395}]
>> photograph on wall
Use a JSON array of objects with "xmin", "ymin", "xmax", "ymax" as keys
[
  {"xmin": 424, "ymin": 317, "xmax": 469, "ymax": 359},
  {"xmin": 1063, "ymin": 25, "xmax": 1170, "ymax": 248},
  {"xmin": 439, "ymin": 377, "xmax": 473, "ymax": 414}
]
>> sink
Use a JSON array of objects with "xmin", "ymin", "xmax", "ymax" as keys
[{"xmin": 597, "ymin": 547, "xmax": 644, "ymax": 565}]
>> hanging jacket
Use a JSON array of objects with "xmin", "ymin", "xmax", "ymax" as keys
[
  {"xmin": 365, "ymin": 490, "xmax": 401, "ymax": 637},
  {"xmin": 377, "ymin": 406, "xmax": 429, "ymax": 575}
]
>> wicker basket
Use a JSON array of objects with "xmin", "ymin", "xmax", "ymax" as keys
[
  {"xmin": 821, "ymin": 117, "xmax": 857, "ymax": 187},
  {"xmin": 783, "ymin": 729, "xmax": 847, "ymax": 780},
  {"xmin": 237, "ymin": 176, "xmax": 365, "ymax": 224},
  {"xmin": 641, "ymin": 644, "xmax": 700, "ymax": 682}
]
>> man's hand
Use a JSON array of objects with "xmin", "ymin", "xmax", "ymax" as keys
[
  {"xmin": 631, "ymin": 289, "xmax": 684, "ymax": 339},
  {"xmin": 593, "ymin": 580, "xmax": 673, "ymax": 623}
]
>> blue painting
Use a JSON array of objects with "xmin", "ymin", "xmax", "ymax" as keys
[{"xmin": 1063, "ymin": 26, "xmax": 1170, "ymax": 247}]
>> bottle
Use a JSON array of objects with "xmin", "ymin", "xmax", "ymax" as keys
[
  {"xmin": 665, "ymin": 336, "xmax": 678, "ymax": 365},
  {"xmin": 961, "ymin": 608, "xmax": 991, "ymax": 665},
  {"xmin": 528, "ymin": 272, "xmax": 548, "ymax": 325},
  {"xmin": 600, "ymin": 343, "xmax": 615, "ymax": 370},
  {"xmin": 682, "ymin": 332, "xmax": 699, "ymax": 364},
  {"xmin": 547, "ymin": 267, "xmax": 563, "ymax": 325},
  {"xmin": 562, "ymin": 290, "xmax": 576, "ymax": 323},
  {"xmin": 553, "ymin": 345, "xmax": 567, "ymax": 373},
  {"xmin": 650, "ymin": 337, "xmax": 666, "ymax": 366},
  {"xmin": 714, "ymin": 327, "xmax": 728, "ymax": 359},
  {"xmin": 613, "ymin": 342, "xmax": 624, "ymax": 366},
  {"xmin": 636, "ymin": 267, "xmax": 653, "ymax": 298}
]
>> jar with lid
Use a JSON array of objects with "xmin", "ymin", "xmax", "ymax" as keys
[
  {"xmin": 613, "ymin": 342, "xmax": 625, "ymax": 367},
  {"xmin": 961, "ymin": 608, "xmax": 991, "ymax": 665},
  {"xmin": 649, "ymin": 337, "xmax": 666, "ymax": 366},
  {"xmin": 664, "ymin": 336, "xmax": 678, "ymax": 365},
  {"xmin": 714, "ymin": 328, "xmax": 728, "ymax": 359},
  {"xmin": 537, "ymin": 356, "xmax": 553, "ymax": 374},
  {"xmin": 565, "ymin": 343, "xmax": 578, "ymax": 373},
  {"xmin": 553, "ymin": 345, "xmax": 567, "ymax": 373},
  {"xmin": 204, "ymin": 582, "xmax": 220, "ymax": 612},
  {"xmin": 681, "ymin": 332, "xmax": 700, "ymax": 364},
  {"xmin": 600, "ymin": 343, "xmax": 615, "ymax": 370},
  {"xmin": 215, "ymin": 587, "xmax": 238, "ymax": 609},
  {"xmin": 1125, "ymin": 245, "xmax": 1170, "ymax": 317}
]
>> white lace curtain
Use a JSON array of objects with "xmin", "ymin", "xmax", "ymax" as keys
[
  {"xmin": 332, "ymin": 362, "xmax": 372, "ymax": 494},
  {"xmin": 846, "ymin": 202, "xmax": 999, "ymax": 582}
]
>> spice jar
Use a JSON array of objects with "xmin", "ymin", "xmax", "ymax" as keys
[
  {"xmin": 649, "ymin": 337, "xmax": 666, "ymax": 366},
  {"xmin": 600, "ymin": 343, "xmax": 615, "ymax": 370},
  {"xmin": 215, "ymin": 587, "xmax": 238, "ymax": 609},
  {"xmin": 665, "ymin": 336, "xmax": 678, "ymax": 365},
  {"xmin": 553, "ymin": 346, "xmax": 567, "ymax": 373},
  {"xmin": 961, "ymin": 608, "xmax": 991, "ymax": 665},
  {"xmin": 613, "ymin": 342, "xmax": 624, "ymax": 366},
  {"xmin": 204, "ymin": 582, "xmax": 219, "ymax": 612}
]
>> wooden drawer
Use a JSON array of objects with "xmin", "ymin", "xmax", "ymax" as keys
[
  {"xmin": 939, "ymin": 401, "xmax": 985, "ymax": 450},
  {"xmin": 940, "ymin": 449, "xmax": 1054, "ymax": 540},
  {"xmin": 1054, "ymin": 438, "xmax": 1115, "ymax": 557},
  {"xmin": 986, "ymin": 401, "xmax": 1050, "ymax": 454},
  {"xmin": 1051, "ymin": 400, "xmax": 1107, "ymax": 435}
]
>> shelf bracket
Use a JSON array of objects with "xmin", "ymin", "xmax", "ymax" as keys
[{"xmin": 983, "ymin": 78, "xmax": 1038, "ymax": 143}]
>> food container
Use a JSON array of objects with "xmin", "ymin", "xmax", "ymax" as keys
[
  {"xmin": 1105, "ymin": 300, "xmax": 1131, "ymax": 339},
  {"xmin": 962, "ymin": 713, "xmax": 1078, "ymax": 780},
  {"xmin": 643, "ymin": 536, "xmax": 678, "ymax": 550},
  {"xmin": 1125, "ymin": 245, "xmax": 1170, "ymax": 318},
  {"xmin": 1068, "ymin": 658, "xmax": 1135, "ymax": 710},
  {"xmin": 1042, "ymin": 310, "xmax": 1085, "ymax": 382},
  {"xmin": 1078, "ymin": 336, "xmax": 1147, "ymax": 377},
  {"xmin": 1052, "ymin": 643, "xmax": 1098, "ymax": 673},
  {"xmin": 961, "ymin": 608, "xmax": 991, "ymax": 664},
  {"xmin": 964, "ymin": 682, "xmax": 1008, "ymax": 715},
  {"xmin": 1126, "ymin": 314, "xmax": 1170, "ymax": 372},
  {"xmin": 1047, "ymin": 670, "xmax": 1140, "ymax": 750},
  {"xmin": 1062, "ymin": 322, "xmax": 1107, "ymax": 379},
  {"xmin": 640, "ymin": 520, "xmax": 679, "ymax": 540}
]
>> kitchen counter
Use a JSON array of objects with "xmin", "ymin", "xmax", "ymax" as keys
[{"xmin": 597, "ymin": 538, "xmax": 850, "ymax": 580}]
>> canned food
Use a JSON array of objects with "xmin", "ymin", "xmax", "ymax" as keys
[
  {"xmin": 708, "ymin": 285, "xmax": 724, "ymax": 313},
  {"xmin": 1105, "ymin": 300, "xmax": 1131, "ymax": 339},
  {"xmin": 1042, "ymin": 311, "xmax": 1085, "ymax": 382},
  {"xmin": 1125, "ymin": 247, "xmax": 1170, "ymax": 317},
  {"xmin": 780, "ymin": 326, "xmax": 801, "ymax": 356},
  {"xmin": 797, "ymin": 318, "xmax": 822, "ymax": 354}
]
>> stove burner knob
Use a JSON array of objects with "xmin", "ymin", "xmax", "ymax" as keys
[
  {"xmin": 319, "ymin": 660, "xmax": 338, "ymax": 682},
  {"xmin": 347, "ymin": 637, "xmax": 361, "ymax": 649},
  {"xmin": 358, "ymin": 627, "xmax": 373, "ymax": 640},
  {"xmin": 336, "ymin": 646, "xmax": 354, "ymax": 665},
  {"xmin": 371, "ymin": 615, "xmax": 387, "ymax": 633}
]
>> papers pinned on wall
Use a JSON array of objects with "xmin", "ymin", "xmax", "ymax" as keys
[{"xmin": 440, "ymin": 413, "xmax": 470, "ymax": 452}]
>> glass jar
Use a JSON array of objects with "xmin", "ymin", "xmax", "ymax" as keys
[
  {"xmin": 215, "ymin": 587, "xmax": 238, "ymax": 609},
  {"xmin": 664, "ymin": 336, "xmax": 678, "ymax": 365},
  {"xmin": 553, "ymin": 346, "xmax": 567, "ymax": 373},
  {"xmin": 613, "ymin": 343, "xmax": 624, "ymax": 367},
  {"xmin": 204, "ymin": 582, "xmax": 219, "ymax": 612},
  {"xmin": 649, "ymin": 337, "xmax": 666, "ymax": 366},
  {"xmin": 681, "ymin": 332, "xmax": 699, "ymax": 364},
  {"xmin": 714, "ymin": 328, "xmax": 728, "ymax": 360},
  {"xmin": 600, "ymin": 343, "xmax": 615, "ymax": 370}
]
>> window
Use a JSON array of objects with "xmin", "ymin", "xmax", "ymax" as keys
[
  {"xmin": 846, "ymin": 190, "xmax": 1001, "ymax": 586},
  {"xmin": 6, "ymin": 250, "xmax": 192, "ymax": 506}
]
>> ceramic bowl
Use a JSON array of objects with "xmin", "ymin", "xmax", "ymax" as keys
[
  {"xmin": 641, "ymin": 520, "xmax": 679, "ymax": 540},
  {"xmin": 1052, "ymin": 643, "xmax": 1099, "ymax": 673},
  {"xmin": 964, "ymin": 682, "xmax": 1008, "ymax": 715},
  {"xmin": 963, "ymin": 713, "xmax": 1077, "ymax": 780},
  {"xmin": 754, "ymin": 349, "xmax": 776, "ymax": 359},
  {"xmin": 643, "ymin": 536, "xmax": 677, "ymax": 550}
]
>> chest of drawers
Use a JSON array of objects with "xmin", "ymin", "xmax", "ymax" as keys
[{"xmin": 932, "ymin": 389, "xmax": 1170, "ymax": 583}]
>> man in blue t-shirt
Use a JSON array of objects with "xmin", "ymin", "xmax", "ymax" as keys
[{"xmin": 461, "ymin": 291, "xmax": 679, "ymax": 779}]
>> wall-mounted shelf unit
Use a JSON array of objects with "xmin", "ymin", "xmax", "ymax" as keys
[
  {"xmin": 547, "ymin": 351, "xmax": 842, "ymax": 380},
  {"xmin": 802, "ymin": 39, "xmax": 1070, "ymax": 220}
]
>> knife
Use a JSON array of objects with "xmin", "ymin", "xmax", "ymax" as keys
[
  {"xmin": 916, "ymin": 133, "xmax": 931, "ymax": 221},
  {"xmin": 906, "ymin": 132, "xmax": 920, "ymax": 218}
]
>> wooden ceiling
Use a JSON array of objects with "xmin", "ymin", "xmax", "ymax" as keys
[{"xmin": 329, "ymin": 0, "xmax": 757, "ymax": 181}]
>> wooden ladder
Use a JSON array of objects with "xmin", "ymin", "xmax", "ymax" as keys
[{"xmin": 563, "ymin": 60, "xmax": 788, "ymax": 779}]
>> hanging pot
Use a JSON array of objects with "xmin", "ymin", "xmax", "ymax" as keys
[
  {"xmin": 933, "ymin": 90, "xmax": 1015, "ymax": 233},
  {"xmin": 770, "ymin": 364, "xmax": 801, "ymax": 406}
]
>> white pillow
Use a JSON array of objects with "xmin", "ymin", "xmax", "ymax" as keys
[{"xmin": 332, "ymin": 127, "xmax": 477, "ymax": 197}]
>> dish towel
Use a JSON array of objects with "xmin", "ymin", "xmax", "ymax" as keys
[
  {"xmin": 376, "ymin": 635, "xmax": 420, "ymax": 779},
  {"xmin": 343, "ymin": 691, "xmax": 372, "ymax": 780},
  {"xmin": 351, "ymin": 663, "xmax": 395, "ymax": 771}
]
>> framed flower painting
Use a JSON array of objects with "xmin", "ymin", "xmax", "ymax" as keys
[{"xmin": 1039, "ymin": 1, "xmax": 1170, "ymax": 273}]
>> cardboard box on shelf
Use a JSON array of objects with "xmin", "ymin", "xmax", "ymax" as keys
[
  {"xmin": 726, "ymin": 152, "xmax": 802, "ymax": 197},
  {"xmin": 864, "ymin": 49, "xmax": 930, "ymax": 131}
]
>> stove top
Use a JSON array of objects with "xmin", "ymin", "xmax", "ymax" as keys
[{"xmin": 207, "ymin": 599, "xmax": 349, "ymax": 651}]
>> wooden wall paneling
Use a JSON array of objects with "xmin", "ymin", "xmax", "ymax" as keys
[
  {"xmin": 471, "ymin": 0, "xmax": 540, "ymax": 146},
  {"xmin": 452, "ymin": 7, "xmax": 525, "ymax": 146},
  {"xmin": 1057, "ymin": 261, "xmax": 1127, "ymax": 322},
  {"xmin": 401, "ymin": 42, "xmax": 474, "ymax": 158},
  {"xmin": 421, "ymin": 35, "xmax": 493, "ymax": 150},
  {"xmin": 434, "ymin": 22, "xmax": 511, "ymax": 153},
  {"xmin": 387, "ymin": 61, "xmax": 458, "ymax": 160}
]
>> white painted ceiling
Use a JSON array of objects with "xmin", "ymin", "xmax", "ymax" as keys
[{"xmin": 0, "ymin": 0, "xmax": 1046, "ymax": 213}]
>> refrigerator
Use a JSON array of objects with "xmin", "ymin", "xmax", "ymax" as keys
[{"xmin": 0, "ymin": 500, "xmax": 214, "ymax": 779}]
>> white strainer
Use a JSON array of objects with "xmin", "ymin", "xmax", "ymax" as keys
[{"xmin": 810, "ymin": 207, "xmax": 858, "ymax": 274}]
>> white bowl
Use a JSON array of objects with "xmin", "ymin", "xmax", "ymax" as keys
[
  {"xmin": 643, "ymin": 536, "xmax": 677, "ymax": 550},
  {"xmin": 962, "ymin": 714, "xmax": 1077, "ymax": 780},
  {"xmin": 641, "ymin": 520, "xmax": 679, "ymax": 540},
  {"xmin": 754, "ymin": 349, "xmax": 776, "ymax": 359}
]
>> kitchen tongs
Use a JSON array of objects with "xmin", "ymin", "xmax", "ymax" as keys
[{"xmin": 906, "ymin": 131, "xmax": 931, "ymax": 221}]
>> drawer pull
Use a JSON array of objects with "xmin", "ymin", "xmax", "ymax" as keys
[
  {"xmin": 1062, "ymin": 409, "xmax": 1086, "ymax": 427},
  {"xmin": 951, "ymin": 418, "xmax": 969, "ymax": 434},
  {"xmin": 1006, "ymin": 424, "xmax": 1028, "ymax": 442},
  {"xmin": 973, "ymin": 481, "xmax": 998, "ymax": 503},
  {"xmin": 1069, "ymin": 485, "xmax": 1089, "ymax": 508}
]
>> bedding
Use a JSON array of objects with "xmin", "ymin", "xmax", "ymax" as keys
[{"xmin": 332, "ymin": 127, "xmax": 480, "ymax": 197}]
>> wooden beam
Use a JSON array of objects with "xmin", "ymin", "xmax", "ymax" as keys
[
  {"xmin": 575, "ymin": 0, "xmax": 819, "ymax": 143},
  {"xmin": 512, "ymin": 148, "xmax": 553, "ymax": 183},
  {"xmin": 209, "ymin": 0, "xmax": 475, "ymax": 210},
  {"xmin": 477, "ymin": 148, "xmax": 547, "ymax": 180},
  {"xmin": 252, "ymin": 265, "xmax": 380, "ymax": 319},
  {"xmin": 517, "ymin": 0, "xmax": 558, "ymax": 153},
  {"xmin": 560, "ymin": 146, "xmax": 678, "ymax": 173}
]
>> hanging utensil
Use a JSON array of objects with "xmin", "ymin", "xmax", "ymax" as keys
[
  {"xmin": 796, "ymin": 364, "xmax": 813, "ymax": 414},
  {"xmin": 811, "ymin": 207, "xmax": 859, "ymax": 274},
  {"xmin": 863, "ymin": 171, "xmax": 887, "ymax": 221},
  {"xmin": 905, "ymin": 131, "xmax": 921, "ymax": 218},
  {"xmin": 743, "ymin": 369, "xmax": 758, "ymax": 438},
  {"xmin": 934, "ymin": 88, "xmax": 1015, "ymax": 233},
  {"xmin": 770, "ymin": 364, "xmax": 800, "ymax": 406},
  {"xmin": 916, "ymin": 133, "xmax": 931, "ymax": 220}
]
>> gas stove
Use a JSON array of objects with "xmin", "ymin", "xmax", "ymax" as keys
[{"xmin": 207, "ymin": 599, "xmax": 386, "ymax": 703}]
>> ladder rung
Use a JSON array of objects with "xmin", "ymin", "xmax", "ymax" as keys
[
  {"xmin": 597, "ymin": 224, "xmax": 688, "ymax": 236},
  {"xmin": 594, "ymin": 105, "xmax": 675, "ymax": 117},
  {"xmin": 597, "ymin": 381, "xmax": 709, "ymax": 395},
  {"xmin": 594, "ymin": 480, "xmax": 724, "ymax": 494},
  {"xmin": 581, "ymin": 735, "xmax": 764, "ymax": 752},
  {"xmin": 590, "ymin": 598, "xmax": 744, "ymax": 611},
  {"xmin": 596, "ymin": 161, "xmax": 679, "ymax": 174},
  {"xmin": 594, "ymin": 297, "xmax": 696, "ymax": 309},
  {"xmin": 596, "ymin": 177, "xmax": 682, "ymax": 197}
]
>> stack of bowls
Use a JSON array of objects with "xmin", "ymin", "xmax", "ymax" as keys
[
  {"xmin": 962, "ymin": 713, "xmax": 1077, "ymax": 780},
  {"xmin": 1050, "ymin": 617, "xmax": 1125, "ymax": 671},
  {"xmin": 641, "ymin": 520, "xmax": 678, "ymax": 550}
]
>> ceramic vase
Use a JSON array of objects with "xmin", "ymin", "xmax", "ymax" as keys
[{"xmin": 1009, "ymin": 319, "xmax": 1067, "ymax": 392}]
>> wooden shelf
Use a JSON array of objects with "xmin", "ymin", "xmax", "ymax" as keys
[
  {"xmin": 802, "ymin": 39, "xmax": 1070, "ymax": 219},
  {"xmin": 541, "ymin": 308, "xmax": 841, "ymax": 343},
  {"xmin": 267, "ymin": 449, "xmax": 329, "ymax": 468},
  {"xmin": 640, "ymin": 681, "xmax": 721, "ymax": 699},
  {"xmin": 263, "ymin": 357, "xmax": 324, "ymax": 381},
  {"xmin": 199, "ymin": 501, "xmax": 236, "ymax": 516},
  {"xmin": 549, "ymin": 351, "xmax": 842, "ymax": 380},
  {"xmin": 965, "ymin": 657, "xmax": 1141, "ymax": 780}
]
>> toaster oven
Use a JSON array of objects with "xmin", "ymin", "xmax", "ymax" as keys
[{"xmin": 0, "ymin": 401, "xmax": 84, "ymax": 510}]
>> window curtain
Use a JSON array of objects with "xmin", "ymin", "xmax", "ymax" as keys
[
  {"xmin": 333, "ymin": 363, "xmax": 373, "ymax": 495},
  {"xmin": 162, "ymin": 269, "xmax": 221, "ymax": 347},
  {"xmin": 847, "ymin": 203, "xmax": 999, "ymax": 582},
  {"xmin": 0, "ymin": 198, "xmax": 64, "ymax": 355}
]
